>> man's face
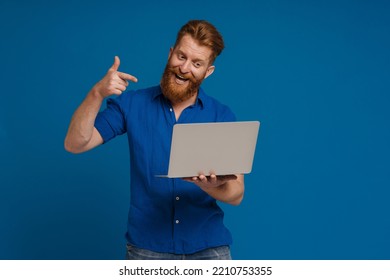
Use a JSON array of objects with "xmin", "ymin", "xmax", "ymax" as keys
[{"xmin": 160, "ymin": 34, "xmax": 215, "ymax": 104}]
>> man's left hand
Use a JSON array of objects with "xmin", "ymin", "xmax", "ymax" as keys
[{"xmin": 182, "ymin": 174, "xmax": 237, "ymax": 188}]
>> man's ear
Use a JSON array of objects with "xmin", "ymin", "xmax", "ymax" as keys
[
  {"xmin": 168, "ymin": 47, "xmax": 173, "ymax": 59},
  {"xmin": 204, "ymin": 65, "xmax": 215, "ymax": 79}
]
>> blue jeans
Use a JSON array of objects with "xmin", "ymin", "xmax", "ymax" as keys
[{"xmin": 126, "ymin": 244, "xmax": 232, "ymax": 260}]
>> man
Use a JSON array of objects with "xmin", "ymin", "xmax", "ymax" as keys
[{"xmin": 64, "ymin": 20, "xmax": 244, "ymax": 260}]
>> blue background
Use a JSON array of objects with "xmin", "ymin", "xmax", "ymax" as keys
[{"xmin": 1, "ymin": 0, "xmax": 389, "ymax": 260}]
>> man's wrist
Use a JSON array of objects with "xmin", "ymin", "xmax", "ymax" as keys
[{"xmin": 89, "ymin": 86, "xmax": 105, "ymax": 102}]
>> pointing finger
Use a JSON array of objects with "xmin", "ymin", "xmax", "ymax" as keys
[{"xmin": 118, "ymin": 72, "xmax": 138, "ymax": 83}]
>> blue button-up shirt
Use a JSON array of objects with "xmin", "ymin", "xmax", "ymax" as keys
[{"xmin": 95, "ymin": 85, "xmax": 236, "ymax": 254}]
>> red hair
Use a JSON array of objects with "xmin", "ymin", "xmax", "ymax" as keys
[{"xmin": 174, "ymin": 20, "xmax": 224, "ymax": 64}]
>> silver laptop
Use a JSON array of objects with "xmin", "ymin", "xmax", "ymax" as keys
[{"xmin": 157, "ymin": 121, "xmax": 260, "ymax": 178}]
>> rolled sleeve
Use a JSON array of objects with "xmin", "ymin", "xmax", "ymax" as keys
[{"xmin": 95, "ymin": 97, "xmax": 127, "ymax": 143}]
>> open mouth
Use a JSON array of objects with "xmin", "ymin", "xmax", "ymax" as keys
[{"xmin": 175, "ymin": 74, "xmax": 190, "ymax": 82}]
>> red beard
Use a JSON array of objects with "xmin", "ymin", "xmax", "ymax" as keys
[{"xmin": 160, "ymin": 64, "xmax": 204, "ymax": 104}]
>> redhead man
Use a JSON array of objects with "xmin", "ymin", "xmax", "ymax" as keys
[{"xmin": 65, "ymin": 20, "xmax": 244, "ymax": 260}]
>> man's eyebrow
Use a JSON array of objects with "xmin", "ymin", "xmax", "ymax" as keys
[{"xmin": 176, "ymin": 49, "xmax": 208, "ymax": 63}]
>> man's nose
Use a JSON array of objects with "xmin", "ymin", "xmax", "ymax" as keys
[{"xmin": 179, "ymin": 60, "xmax": 191, "ymax": 73}]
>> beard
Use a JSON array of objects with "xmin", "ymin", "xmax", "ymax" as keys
[{"xmin": 160, "ymin": 64, "xmax": 204, "ymax": 104}]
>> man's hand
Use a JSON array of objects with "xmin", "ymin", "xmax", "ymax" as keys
[
  {"xmin": 183, "ymin": 174, "xmax": 238, "ymax": 189},
  {"xmin": 94, "ymin": 56, "xmax": 138, "ymax": 99},
  {"xmin": 64, "ymin": 56, "xmax": 138, "ymax": 154},
  {"xmin": 182, "ymin": 173, "xmax": 243, "ymax": 205}
]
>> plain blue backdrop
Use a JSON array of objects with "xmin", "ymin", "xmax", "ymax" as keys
[{"xmin": 1, "ymin": 0, "xmax": 389, "ymax": 259}]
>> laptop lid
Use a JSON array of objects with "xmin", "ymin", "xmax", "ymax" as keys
[{"xmin": 157, "ymin": 121, "xmax": 260, "ymax": 178}]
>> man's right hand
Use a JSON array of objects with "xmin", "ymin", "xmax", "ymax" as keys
[
  {"xmin": 64, "ymin": 56, "xmax": 137, "ymax": 154},
  {"xmin": 94, "ymin": 56, "xmax": 138, "ymax": 99}
]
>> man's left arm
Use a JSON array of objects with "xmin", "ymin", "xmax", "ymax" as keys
[{"xmin": 183, "ymin": 174, "xmax": 244, "ymax": 206}]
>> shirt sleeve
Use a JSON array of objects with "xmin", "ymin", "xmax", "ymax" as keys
[{"xmin": 94, "ymin": 96, "xmax": 127, "ymax": 143}]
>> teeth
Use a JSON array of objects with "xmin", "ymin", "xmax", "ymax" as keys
[{"xmin": 176, "ymin": 74, "xmax": 188, "ymax": 80}]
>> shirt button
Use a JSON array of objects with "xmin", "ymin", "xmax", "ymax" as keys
[
  {"xmin": 176, "ymin": 220, "xmax": 180, "ymax": 224},
  {"xmin": 169, "ymin": 108, "xmax": 173, "ymax": 112},
  {"xmin": 176, "ymin": 196, "xmax": 180, "ymax": 201}
]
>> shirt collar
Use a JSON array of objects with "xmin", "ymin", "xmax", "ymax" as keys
[{"xmin": 153, "ymin": 85, "xmax": 206, "ymax": 109}]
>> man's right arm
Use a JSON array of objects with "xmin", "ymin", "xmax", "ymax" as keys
[{"xmin": 64, "ymin": 56, "xmax": 137, "ymax": 154}]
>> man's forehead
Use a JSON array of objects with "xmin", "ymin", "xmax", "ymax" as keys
[{"xmin": 174, "ymin": 35, "xmax": 213, "ymax": 62}]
